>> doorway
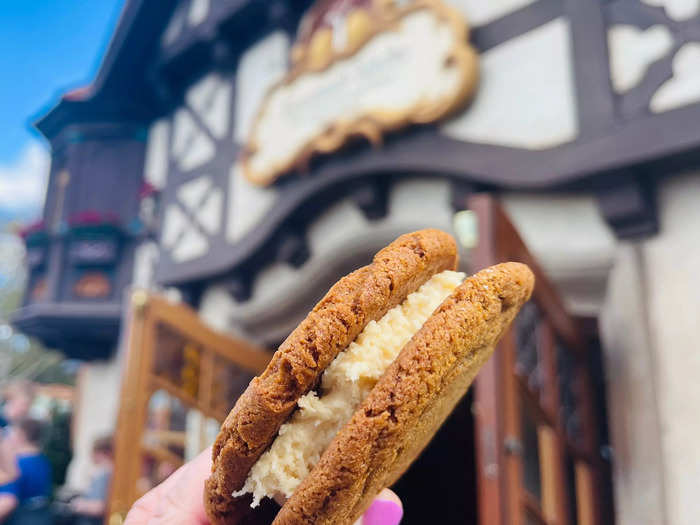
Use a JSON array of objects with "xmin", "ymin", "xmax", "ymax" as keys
[{"xmin": 394, "ymin": 390, "xmax": 479, "ymax": 525}]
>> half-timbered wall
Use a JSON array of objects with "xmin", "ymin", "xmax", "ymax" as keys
[
  {"xmin": 149, "ymin": 0, "xmax": 700, "ymax": 294},
  {"xmin": 146, "ymin": 0, "xmax": 624, "ymax": 328}
]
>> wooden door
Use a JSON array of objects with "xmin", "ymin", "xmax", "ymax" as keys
[
  {"xmin": 107, "ymin": 292, "xmax": 270, "ymax": 524},
  {"xmin": 468, "ymin": 194, "xmax": 603, "ymax": 525}
]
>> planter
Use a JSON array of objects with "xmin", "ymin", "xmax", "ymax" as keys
[
  {"xmin": 67, "ymin": 213, "xmax": 124, "ymax": 266},
  {"xmin": 26, "ymin": 244, "xmax": 47, "ymax": 269},
  {"xmin": 20, "ymin": 221, "xmax": 49, "ymax": 269}
]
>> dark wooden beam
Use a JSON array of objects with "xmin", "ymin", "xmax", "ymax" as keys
[
  {"xmin": 349, "ymin": 179, "xmax": 390, "ymax": 220},
  {"xmin": 227, "ymin": 272, "xmax": 253, "ymax": 303},
  {"xmin": 564, "ymin": 0, "xmax": 617, "ymax": 137},
  {"xmin": 450, "ymin": 180, "xmax": 477, "ymax": 211},
  {"xmin": 472, "ymin": 0, "xmax": 563, "ymax": 53},
  {"xmin": 594, "ymin": 174, "xmax": 658, "ymax": 238},
  {"xmin": 275, "ymin": 230, "xmax": 310, "ymax": 268},
  {"xmin": 619, "ymin": 53, "xmax": 675, "ymax": 118}
]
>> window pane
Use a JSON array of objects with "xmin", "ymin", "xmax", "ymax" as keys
[
  {"xmin": 515, "ymin": 301, "xmax": 542, "ymax": 393},
  {"xmin": 521, "ymin": 403, "xmax": 542, "ymax": 501},
  {"xmin": 154, "ymin": 322, "xmax": 201, "ymax": 399},
  {"xmin": 141, "ymin": 390, "xmax": 218, "ymax": 496},
  {"xmin": 140, "ymin": 389, "xmax": 187, "ymax": 496},
  {"xmin": 556, "ymin": 339, "xmax": 583, "ymax": 445},
  {"xmin": 210, "ymin": 354, "xmax": 255, "ymax": 417}
]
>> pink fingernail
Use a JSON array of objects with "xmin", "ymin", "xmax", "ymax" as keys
[{"xmin": 362, "ymin": 498, "xmax": 403, "ymax": 525}]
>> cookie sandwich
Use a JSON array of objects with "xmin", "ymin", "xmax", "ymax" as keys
[{"xmin": 205, "ymin": 229, "xmax": 534, "ymax": 524}]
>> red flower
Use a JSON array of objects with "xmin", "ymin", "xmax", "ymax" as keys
[
  {"xmin": 139, "ymin": 181, "xmax": 158, "ymax": 199},
  {"xmin": 18, "ymin": 219, "xmax": 46, "ymax": 239},
  {"xmin": 68, "ymin": 210, "xmax": 121, "ymax": 226}
]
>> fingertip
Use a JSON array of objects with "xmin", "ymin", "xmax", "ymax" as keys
[
  {"xmin": 375, "ymin": 489, "xmax": 402, "ymax": 509},
  {"xmin": 360, "ymin": 489, "xmax": 403, "ymax": 525}
]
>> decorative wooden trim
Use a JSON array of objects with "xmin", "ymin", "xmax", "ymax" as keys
[
  {"xmin": 275, "ymin": 230, "xmax": 310, "ymax": 268},
  {"xmin": 595, "ymin": 173, "xmax": 658, "ymax": 238},
  {"xmin": 159, "ymin": 100, "xmax": 700, "ymax": 284},
  {"xmin": 241, "ymin": 0, "xmax": 479, "ymax": 186},
  {"xmin": 349, "ymin": 178, "xmax": 390, "ymax": 220},
  {"xmin": 227, "ymin": 271, "xmax": 254, "ymax": 303},
  {"xmin": 471, "ymin": 0, "xmax": 563, "ymax": 53},
  {"xmin": 149, "ymin": 298, "xmax": 271, "ymax": 372},
  {"xmin": 618, "ymin": 53, "xmax": 675, "ymax": 119},
  {"xmin": 565, "ymin": 0, "xmax": 616, "ymax": 137}
]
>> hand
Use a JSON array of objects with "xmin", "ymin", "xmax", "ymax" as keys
[
  {"xmin": 71, "ymin": 497, "xmax": 106, "ymax": 517},
  {"xmin": 125, "ymin": 448, "xmax": 403, "ymax": 525}
]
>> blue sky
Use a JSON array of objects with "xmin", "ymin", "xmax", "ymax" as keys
[{"xmin": 0, "ymin": 0, "xmax": 123, "ymax": 225}]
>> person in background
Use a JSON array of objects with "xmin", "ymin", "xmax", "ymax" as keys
[
  {"xmin": 0, "ymin": 383, "xmax": 35, "ymax": 486},
  {"xmin": 0, "ymin": 418, "xmax": 52, "ymax": 525},
  {"xmin": 69, "ymin": 435, "xmax": 114, "ymax": 525}
]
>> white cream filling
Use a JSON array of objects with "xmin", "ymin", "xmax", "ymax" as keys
[{"xmin": 234, "ymin": 270, "xmax": 465, "ymax": 507}]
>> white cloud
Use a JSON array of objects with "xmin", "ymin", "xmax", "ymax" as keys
[{"xmin": 0, "ymin": 142, "xmax": 50, "ymax": 215}]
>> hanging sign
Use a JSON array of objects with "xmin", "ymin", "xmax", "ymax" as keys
[{"xmin": 242, "ymin": 0, "xmax": 479, "ymax": 186}]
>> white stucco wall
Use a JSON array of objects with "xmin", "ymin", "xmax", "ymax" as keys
[
  {"xmin": 641, "ymin": 172, "xmax": 700, "ymax": 525},
  {"xmin": 442, "ymin": 17, "xmax": 578, "ymax": 149},
  {"xmin": 503, "ymin": 193, "xmax": 616, "ymax": 315},
  {"xmin": 601, "ymin": 171, "xmax": 700, "ymax": 525},
  {"xmin": 600, "ymin": 245, "xmax": 667, "ymax": 525},
  {"xmin": 65, "ymin": 358, "xmax": 123, "ymax": 491}
]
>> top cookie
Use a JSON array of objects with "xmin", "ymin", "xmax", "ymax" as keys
[{"xmin": 204, "ymin": 229, "xmax": 458, "ymax": 524}]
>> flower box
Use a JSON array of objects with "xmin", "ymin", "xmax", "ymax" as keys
[
  {"xmin": 67, "ymin": 211, "xmax": 124, "ymax": 266},
  {"xmin": 19, "ymin": 220, "xmax": 49, "ymax": 269}
]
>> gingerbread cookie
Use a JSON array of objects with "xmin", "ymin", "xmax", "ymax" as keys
[{"xmin": 205, "ymin": 229, "xmax": 458, "ymax": 523}]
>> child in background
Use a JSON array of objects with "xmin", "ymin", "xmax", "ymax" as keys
[{"xmin": 70, "ymin": 435, "xmax": 114, "ymax": 525}]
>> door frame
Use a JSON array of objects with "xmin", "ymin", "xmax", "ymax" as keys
[{"xmin": 468, "ymin": 194, "xmax": 604, "ymax": 525}]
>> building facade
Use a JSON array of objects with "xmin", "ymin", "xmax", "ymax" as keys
[{"xmin": 12, "ymin": 0, "xmax": 700, "ymax": 523}]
